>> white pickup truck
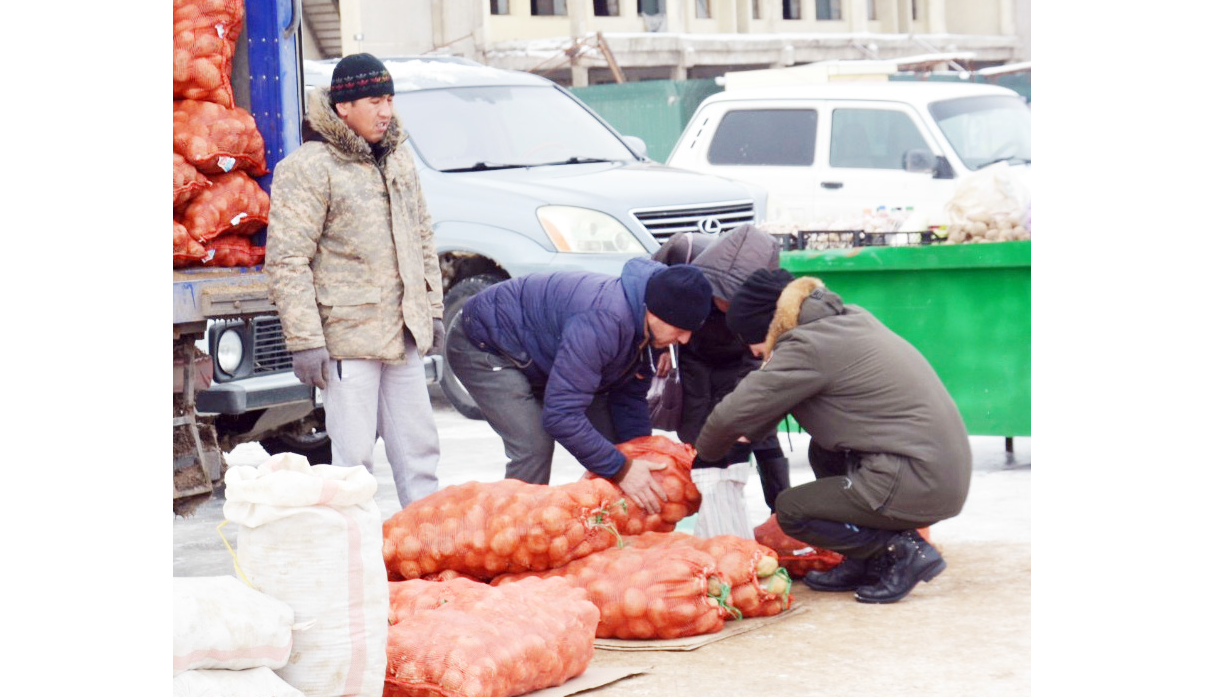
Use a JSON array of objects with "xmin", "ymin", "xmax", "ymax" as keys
[{"xmin": 665, "ymin": 81, "xmax": 1030, "ymax": 237}]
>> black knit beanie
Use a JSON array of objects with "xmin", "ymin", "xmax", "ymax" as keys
[
  {"xmin": 726, "ymin": 268, "xmax": 794, "ymax": 344},
  {"xmin": 645, "ymin": 265, "xmax": 713, "ymax": 332},
  {"xmin": 329, "ymin": 53, "xmax": 394, "ymax": 104}
]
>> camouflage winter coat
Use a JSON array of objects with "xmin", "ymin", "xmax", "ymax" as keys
[{"xmin": 265, "ymin": 87, "xmax": 443, "ymax": 361}]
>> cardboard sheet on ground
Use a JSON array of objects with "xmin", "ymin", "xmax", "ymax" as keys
[
  {"xmin": 592, "ymin": 602, "xmax": 808, "ymax": 651},
  {"xmin": 522, "ymin": 665, "xmax": 651, "ymax": 697}
]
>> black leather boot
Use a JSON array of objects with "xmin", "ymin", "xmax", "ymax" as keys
[
  {"xmin": 803, "ymin": 555, "xmax": 882, "ymax": 592},
  {"xmin": 854, "ymin": 530, "xmax": 946, "ymax": 604}
]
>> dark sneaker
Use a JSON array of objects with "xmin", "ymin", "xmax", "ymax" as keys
[
  {"xmin": 804, "ymin": 555, "xmax": 879, "ymax": 592},
  {"xmin": 854, "ymin": 530, "xmax": 946, "ymax": 604}
]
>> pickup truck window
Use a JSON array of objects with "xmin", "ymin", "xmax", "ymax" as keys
[
  {"xmin": 395, "ymin": 85, "xmax": 636, "ymax": 172},
  {"xmin": 929, "ymin": 95, "xmax": 1031, "ymax": 171},
  {"xmin": 706, "ymin": 108, "xmax": 818, "ymax": 166},
  {"xmin": 830, "ymin": 108, "xmax": 931, "ymax": 170}
]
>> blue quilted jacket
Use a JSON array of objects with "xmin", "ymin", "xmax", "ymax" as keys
[{"xmin": 460, "ymin": 257, "xmax": 664, "ymax": 477}]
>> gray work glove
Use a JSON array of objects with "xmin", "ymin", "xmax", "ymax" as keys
[
  {"xmin": 428, "ymin": 318, "xmax": 446, "ymax": 356},
  {"xmin": 292, "ymin": 347, "xmax": 331, "ymax": 389}
]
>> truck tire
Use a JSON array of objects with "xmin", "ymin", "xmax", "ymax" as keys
[
  {"xmin": 260, "ymin": 424, "xmax": 333, "ymax": 466},
  {"xmin": 440, "ymin": 273, "xmax": 506, "ymax": 421}
]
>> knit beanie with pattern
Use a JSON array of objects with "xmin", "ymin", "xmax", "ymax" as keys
[{"xmin": 329, "ymin": 53, "xmax": 394, "ymax": 104}]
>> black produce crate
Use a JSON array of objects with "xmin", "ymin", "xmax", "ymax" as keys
[{"xmin": 775, "ymin": 230, "xmax": 943, "ymax": 251}]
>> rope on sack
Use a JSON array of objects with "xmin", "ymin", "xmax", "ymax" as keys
[{"xmin": 217, "ymin": 520, "xmax": 254, "ymax": 588}]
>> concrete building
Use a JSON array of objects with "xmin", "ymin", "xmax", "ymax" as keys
[{"xmin": 297, "ymin": 0, "xmax": 1029, "ymax": 86}]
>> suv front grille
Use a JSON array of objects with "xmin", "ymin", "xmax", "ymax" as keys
[
  {"xmin": 630, "ymin": 200, "xmax": 756, "ymax": 244},
  {"xmin": 252, "ymin": 316, "xmax": 292, "ymax": 375}
]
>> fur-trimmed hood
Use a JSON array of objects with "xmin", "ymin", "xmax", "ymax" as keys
[
  {"xmin": 764, "ymin": 276, "xmax": 846, "ymax": 352},
  {"xmin": 302, "ymin": 86, "xmax": 406, "ymax": 160}
]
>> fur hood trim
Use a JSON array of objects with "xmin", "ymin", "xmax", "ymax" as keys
[
  {"xmin": 304, "ymin": 86, "xmax": 404, "ymax": 159},
  {"xmin": 764, "ymin": 276, "xmax": 827, "ymax": 353}
]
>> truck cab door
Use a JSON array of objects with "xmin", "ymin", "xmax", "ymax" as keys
[{"xmin": 817, "ymin": 103, "xmax": 947, "ymax": 228}]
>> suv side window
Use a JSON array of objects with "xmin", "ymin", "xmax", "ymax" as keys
[
  {"xmin": 830, "ymin": 108, "xmax": 930, "ymax": 169},
  {"xmin": 707, "ymin": 109, "xmax": 817, "ymax": 166}
]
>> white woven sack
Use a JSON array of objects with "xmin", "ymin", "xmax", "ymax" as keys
[
  {"xmin": 690, "ymin": 463, "xmax": 755, "ymax": 540},
  {"xmin": 223, "ymin": 453, "xmax": 388, "ymax": 697},
  {"xmin": 173, "ymin": 576, "xmax": 295, "ymax": 675},
  {"xmin": 173, "ymin": 667, "xmax": 305, "ymax": 697}
]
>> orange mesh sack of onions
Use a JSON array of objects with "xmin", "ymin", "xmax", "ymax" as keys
[
  {"xmin": 753, "ymin": 513, "xmax": 845, "ymax": 578},
  {"xmin": 383, "ymin": 577, "xmax": 598, "ymax": 697},
  {"xmin": 179, "ymin": 170, "xmax": 270, "ymax": 243},
  {"xmin": 174, "ymin": 99, "xmax": 268, "ymax": 176},
  {"xmin": 587, "ymin": 435, "xmax": 701, "ymax": 535},
  {"xmin": 173, "ymin": 0, "xmax": 244, "ymax": 108},
  {"xmin": 173, "ymin": 153, "xmax": 210, "ymax": 210},
  {"xmin": 382, "ymin": 477, "xmax": 627, "ymax": 582},
  {"xmin": 623, "ymin": 531, "xmax": 793, "ymax": 619},
  {"xmin": 493, "ymin": 545, "xmax": 737, "ymax": 640},
  {"xmin": 202, "ymin": 234, "xmax": 265, "ymax": 268},
  {"xmin": 174, "ymin": 220, "xmax": 207, "ymax": 268}
]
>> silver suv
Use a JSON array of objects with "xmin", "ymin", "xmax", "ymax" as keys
[{"xmin": 306, "ymin": 56, "xmax": 767, "ymax": 418}]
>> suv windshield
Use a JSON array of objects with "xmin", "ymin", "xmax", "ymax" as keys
[
  {"xmin": 394, "ymin": 85, "xmax": 638, "ymax": 172},
  {"xmin": 928, "ymin": 95, "xmax": 1031, "ymax": 171}
]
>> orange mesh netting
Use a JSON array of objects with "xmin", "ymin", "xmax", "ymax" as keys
[
  {"xmin": 173, "ymin": 220, "xmax": 207, "ymax": 268},
  {"xmin": 172, "ymin": 0, "xmax": 244, "ymax": 108},
  {"xmin": 753, "ymin": 513, "xmax": 844, "ymax": 578},
  {"xmin": 623, "ymin": 531, "xmax": 793, "ymax": 618},
  {"xmin": 173, "ymin": 152, "xmax": 210, "ymax": 209},
  {"xmin": 173, "ymin": 99, "xmax": 268, "ymax": 176},
  {"xmin": 201, "ymin": 234, "xmax": 265, "ymax": 268},
  {"xmin": 588, "ymin": 435, "xmax": 701, "ymax": 535},
  {"xmin": 493, "ymin": 545, "xmax": 733, "ymax": 640},
  {"xmin": 179, "ymin": 170, "xmax": 270, "ymax": 243},
  {"xmin": 382, "ymin": 478, "xmax": 626, "ymax": 582},
  {"xmin": 383, "ymin": 577, "xmax": 598, "ymax": 697}
]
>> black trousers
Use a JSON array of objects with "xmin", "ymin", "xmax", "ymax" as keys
[{"xmin": 774, "ymin": 441, "xmax": 932, "ymax": 559}]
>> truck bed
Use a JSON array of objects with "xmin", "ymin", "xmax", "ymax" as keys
[{"xmin": 173, "ymin": 266, "xmax": 275, "ymax": 327}]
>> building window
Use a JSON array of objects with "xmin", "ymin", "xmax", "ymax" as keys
[
  {"xmin": 708, "ymin": 109, "xmax": 818, "ymax": 166},
  {"xmin": 753, "ymin": 0, "xmax": 761, "ymax": 19},
  {"xmin": 816, "ymin": 0, "xmax": 841, "ymax": 21},
  {"xmin": 532, "ymin": 0, "xmax": 567, "ymax": 15},
  {"xmin": 867, "ymin": 0, "xmax": 876, "ymax": 20},
  {"xmin": 912, "ymin": 0, "xmax": 918, "ymax": 20},
  {"xmin": 491, "ymin": 0, "xmax": 509, "ymax": 14},
  {"xmin": 594, "ymin": 0, "xmax": 619, "ymax": 15},
  {"xmin": 783, "ymin": 0, "xmax": 801, "ymax": 20},
  {"xmin": 830, "ymin": 108, "xmax": 931, "ymax": 170},
  {"xmin": 696, "ymin": 0, "xmax": 711, "ymax": 18}
]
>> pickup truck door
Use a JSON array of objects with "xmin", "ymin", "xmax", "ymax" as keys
[{"xmin": 816, "ymin": 102, "xmax": 946, "ymax": 226}]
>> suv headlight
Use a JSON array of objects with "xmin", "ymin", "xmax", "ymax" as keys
[
  {"xmin": 215, "ymin": 329, "xmax": 246, "ymax": 375},
  {"xmin": 537, "ymin": 206, "xmax": 646, "ymax": 254}
]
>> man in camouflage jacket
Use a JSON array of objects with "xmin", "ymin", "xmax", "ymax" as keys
[{"xmin": 265, "ymin": 54, "xmax": 443, "ymax": 508}]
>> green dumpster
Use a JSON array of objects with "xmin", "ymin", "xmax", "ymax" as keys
[{"xmin": 778, "ymin": 241, "xmax": 1031, "ymax": 437}]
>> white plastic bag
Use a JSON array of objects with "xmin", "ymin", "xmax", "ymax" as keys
[
  {"xmin": 223, "ymin": 453, "xmax": 388, "ymax": 697},
  {"xmin": 173, "ymin": 576, "xmax": 295, "ymax": 675},
  {"xmin": 944, "ymin": 162, "xmax": 1031, "ymax": 242},
  {"xmin": 173, "ymin": 667, "xmax": 304, "ymax": 697},
  {"xmin": 690, "ymin": 463, "xmax": 754, "ymax": 540}
]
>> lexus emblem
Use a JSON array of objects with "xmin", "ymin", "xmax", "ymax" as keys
[{"xmin": 697, "ymin": 217, "xmax": 723, "ymax": 235}]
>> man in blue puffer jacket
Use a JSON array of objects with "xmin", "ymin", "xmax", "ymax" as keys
[{"xmin": 445, "ymin": 258, "xmax": 713, "ymax": 512}]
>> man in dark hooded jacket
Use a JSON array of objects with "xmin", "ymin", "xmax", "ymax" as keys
[
  {"xmin": 445, "ymin": 258, "xmax": 714, "ymax": 513},
  {"xmin": 695, "ymin": 269, "xmax": 972, "ymax": 603},
  {"xmin": 651, "ymin": 225, "xmax": 791, "ymax": 519}
]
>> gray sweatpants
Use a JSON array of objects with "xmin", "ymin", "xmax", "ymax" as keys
[
  {"xmin": 445, "ymin": 321, "xmax": 616, "ymax": 484},
  {"xmin": 321, "ymin": 331, "xmax": 440, "ymax": 508}
]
